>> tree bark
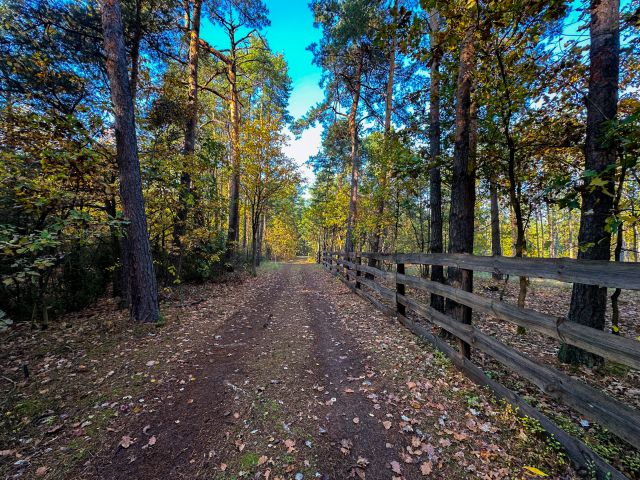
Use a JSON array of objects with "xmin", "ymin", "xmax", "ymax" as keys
[
  {"xmin": 129, "ymin": 0, "xmax": 143, "ymax": 100},
  {"xmin": 100, "ymin": 0, "xmax": 159, "ymax": 323},
  {"xmin": 559, "ymin": 0, "xmax": 619, "ymax": 366},
  {"xmin": 447, "ymin": 27, "xmax": 475, "ymax": 358},
  {"xmin": 428, "ymin": 10, "xmax": 445, "ymax": 312},
  {"xmin": 344, "ymin": 46, "xmax": 365, "ymax": 253},
  {"xmin": 610, "ymin": 165, "xmax": 626, "ymax": 335},
  {"xmin": 547, "ymin": 203, "xmax": 556, "ymax": 258},
  {"xmin": 226, "ymin": 56, "xmax": 241, "ymax": 256},
  {"xmin": 173, "ymin": 0, "xmax": 202, "ymax": 276},
  {"xmin": 370, "ymin": 0, "xmax": 397, "ymax": 263},
  {"xmin": 489, "ymin": 180, "xmax": 502, "ymax": 279}
]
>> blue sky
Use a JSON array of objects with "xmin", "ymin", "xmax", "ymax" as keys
[{"xmin": 200, "ymin": 1, "xmax": 325, "ymax": 185}]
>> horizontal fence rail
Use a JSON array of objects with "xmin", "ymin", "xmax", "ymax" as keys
[
  {"xmin": 328, "ymin": 251, "xmax": 640, "ymax": 290},
  {"xmin": 321, "ymin": 251, "xmax": 640, "ymax": 480}
]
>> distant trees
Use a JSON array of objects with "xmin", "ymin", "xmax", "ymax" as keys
[
  {"xmin": 301, "ymin": 0, "xmax": 638, "ymax": 368},
  {"xmin": 0, "ymin": 0, "xmax": 301, "ymax": 324}
]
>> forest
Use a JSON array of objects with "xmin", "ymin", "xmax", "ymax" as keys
[{"xmin": 1, "ymin": 0, "xmax": 640, "ymax": 479}]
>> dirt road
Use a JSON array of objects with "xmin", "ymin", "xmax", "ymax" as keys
[{"xmin": 83, "ymin": 263, "xmax": 571, "ymax": 479}]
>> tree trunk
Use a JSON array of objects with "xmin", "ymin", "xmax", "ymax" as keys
[
  {"xmin": 173, "ymin": 0, "xmax": 201, "ymax": 277},
  {"xmin": 559, "ymin": 0, "xmax": 619, "ymax": 366},
  {"xmin": 242, "ymin": 200, "xmax": 248, "ymax": 259},
  {"xmin": 100, "ymin": 0, "xmax": 159, "ymax": 323},
  {"xmin": 568, "ymin": 208, "xmax": 574, "ymax": 258},
  {"xmin": 497, "ymin": 45, "xmax": 528, "ymax": 314},
  {"xmin": 250, "ymin": 206, "xmax": 259, "ymax": 275},
  {"xmin": 344, "ymin": 46, "xmax": 365, "ymax": 253},
  {"xmin": 370, "ymin": 0, "xmax": 398, "ymax": 265},
  {"xmin": 489, "ymin": 180, "xmax": 502, "ymax": 279},
  {"xmin": 634, "ymin": 221, "xmax": 638, "ymax": 262},
  {"xmin": 610, "ymin": 166, "xmax": 626, "ymax": 335},
  {"xmin": 428, "ymin": 10, "xmax": 445, "ymax": 312},
  {"xmin": 129, "ymin": 0, "xmax": 143, "ymax": 100},
  {"xmin": 447, "ymin": 28, "xmax": 475, "ymax": 358},
  {"xmin": 535, "ymin": 210, "xmax": 541, "ymax": 257},
  {"xmin": 547, "ymin": 203, "xmax": 556, "ymax": 258},
  {"xmin": 226, "ymin": 58, "xmax": 241, "ymax": 256}
]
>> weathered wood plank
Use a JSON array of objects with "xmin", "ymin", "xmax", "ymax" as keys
[
  {"xmin": 397, "ymin": 294, "xmax": 640, "ymax": 450},
  {"xmin": 357, "ymin": 252, "xmax": 640, "ymax": 289},
  {"xmin": 358, "ymin": 276, "xmax": 395, "ymax": 302},
  {"xmin": 396, "ymin": 273, "xmax": 640, "ymax": 370},
  {"xmin": 395, "ymin": 314, "xmax": 627, "ymax": 480}
]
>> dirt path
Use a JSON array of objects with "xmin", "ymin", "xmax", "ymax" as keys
[{"xmin": 75, "ymin": 263, "xmax": 572, "ymax": 480}]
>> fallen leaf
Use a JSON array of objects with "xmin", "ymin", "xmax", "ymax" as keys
[
  {"xmin": 340, "ymin": 438, "xmax": 353, "ymax": 454},
  {"xmin": 120, "ymin": 435, "xmax": 133, "ymax": 449},
  {"xmin": 382, "ymin": 421, "xmax": 392, "ymax": 430},
  {"xmin": 420, "ymin": 461, "xmax": 433, "ymax": 475},
  {"xmin": 390, "ymin": 460, "xmax": 402, "ymax": 474},
  {"xmin": 352, "ymin": 417, "xmax": 360, "ymax": 424},
  {"xmin": 147, "ymin": 436, "xmax": 156, "ymax": 446},
  {"xmin": 284, "ymin": 439, "xmax": 296, "ymax": 453},
  {"xmin": 36, "ymin": 466, "xmax": 48, "ymax": 477},
  {"xmin": 523, "ymin": 466, "xmax": 548, "ymax": 477},
  {"xmin": 258, "ymin": 455, "xmax": 268, "ymax": 466},
  {"xmin": 220, "ymin": 463, "xmax": 227, "ymax": 471}
]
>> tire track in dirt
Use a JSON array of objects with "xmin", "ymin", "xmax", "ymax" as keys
[
  {"xmin": 297, "ymin": 265, "xmax": 411, "ymax": 479},
  {"xmin": 92, "ymin": 270, "xmax": 288, "ymax": 479}
]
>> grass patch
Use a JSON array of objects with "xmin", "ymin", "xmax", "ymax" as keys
[{"xmin": 257, "ymin": 261, "xmax": 284, "ymax": 273}]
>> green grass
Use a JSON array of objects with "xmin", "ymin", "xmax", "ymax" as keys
[{"xmin": 256, "ymin": 261, "xmax": 284, "ymax": 273}]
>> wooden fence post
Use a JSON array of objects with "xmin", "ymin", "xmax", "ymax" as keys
[
  {"xmin": 396, "ymin": 262, "xmax": 406, "ymax": 316},
  {"xmin": 355, "ymin": 254, "xmax": 361, "ymax": 289}
]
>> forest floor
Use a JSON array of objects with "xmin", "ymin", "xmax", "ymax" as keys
[{"xmin": 2, "ymin": 261, "xmax": 581, "ymax": 480}]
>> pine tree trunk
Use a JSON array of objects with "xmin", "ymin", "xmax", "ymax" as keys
[
  {"xmin": 174, "ymin": 0, "xmax": 202, "ymax": 277},
  {"xmin": 344, "ymin": 46, "xmax": 364, "ymax": 253},
  {"xmin": 568, "ymin": 209, "xmax": 574, "ymax": 258},
  {"xmin": 370, "ymin": 0, "xmax": 397, "ymax": 266},
  {"xmin": 547, "ymin": 203, "xmax": 556, "ymax": 258},
  {"xmin": 100, "ymin": 0, "xmax": 159, "ymax": 323},
  {"xmin": 428, "ymin": 10, "xmax": 445, "ymax": 311},
  {"xmin": 559, "ymin": 0, "xmax": 619, "ymax": 366},
  {"xmin": 447, "ymin": 28, "xmax": 475, "ymax": 358},
  {"xmin": 129, "ymin": 0, "xmax": 143, "ymax": 100},
  {"xmin": 226, "ymin": 58, "xmax": 241, "ymax": 256},
  {"xmin": 489, "ymin": 180, "xmax": 502, "ymax": 279}
]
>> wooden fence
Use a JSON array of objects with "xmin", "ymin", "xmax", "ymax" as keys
[{"xmin": 321, "ymin": 251, "xmax": 640, "ymax": 480}]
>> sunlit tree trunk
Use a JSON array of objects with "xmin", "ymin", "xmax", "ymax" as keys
[
  {"xmin": 174, "ymin": 0, "xmax": 202, "ymax": 276},
  {"xmin": 100, "ymin": 0, "xmax": 159, "ymax": 323},
  {"xmin": 344, "ymin": 46, "xmax": 364, "ymax": 253},
  {"xmin": 226, "ymin": 51, "xmax": 241, "ymax": 256},
  {"xmin": 370, "ymin": 0, "xmax": 397, "ymax": 264},
  {"xmin": 559, "ymin": 0, "xmax": 619, "ymax": 366}
]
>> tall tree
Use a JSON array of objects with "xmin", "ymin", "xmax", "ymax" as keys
[
  {"xmin": 173, "ymin": 0, "xmax": 202, "ymax": 276},
  {"xmin": 447, "ymin": 22, "xmax": 476, "ymax": 358},
  {"xmin": 197, "ymin": 0, "xmax": 269, "ymax": 257},
  {"xmin": 370, "ymin": 0, "xmax": 399, "ymax": 260},
  {"xmin": 489, "ymin": 179, "xmax": 502, "ymax": 278},
  {"xmin": 559, "ymin": 0, "xmax": 620, "ymax": 366},
  {"xmin": 100, "ymin": 0, "xmax": 159, "ymax": 322},
  {"xmin": 428, "ymin": 8, "xmax": 445, "ymax": 311}
]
